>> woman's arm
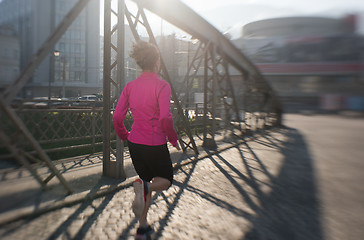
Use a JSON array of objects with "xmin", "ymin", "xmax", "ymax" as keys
[
  {"xmin": 113, "ymin": 87, "xmax": 130, "ymax": 141},
  {"xmin": 158, "ymin": 83, "xmax": 178, "ymax": 147}
]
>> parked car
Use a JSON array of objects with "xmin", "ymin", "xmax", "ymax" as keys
[
  {"xmin": 22, "ymin": 97, "xmax": 63, "ymax": 108},
  {"xmin": 72, "ymin": 95, "xmax": 99, "ymax": 107},
  {"xmin": 22, "ymin": 97, "xmax": 48, "ymax": 108}
]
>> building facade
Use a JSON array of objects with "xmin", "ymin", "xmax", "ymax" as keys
[
  {"xmin": 0, "ymin": 25, "xmax": 20, "ymax": 90},
  {"xmin": 0, "ymin": 0, "xmax": 100, "ymax": 99},
  {"xmin": 233, "ymin": 15, "xmax": 364, "ymax": 111}
]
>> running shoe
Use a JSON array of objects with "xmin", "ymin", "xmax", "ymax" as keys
[{"xmin": 135, "ymin": 225, "xmax": 154, "ymax": 240}]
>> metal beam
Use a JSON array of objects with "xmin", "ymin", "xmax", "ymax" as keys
[
  {"xmin": 103, "ymin": 0, "xmax": 127, "ymax": 178},
  {"xmin": 103, "ymin": 0, "xmax": 112, "ymax": 176},
  {"xmin": 115, "ymin": 0, "xmax": 127, "ymax": 179},
  {"xmin": 130, "ymin": 1, "xmax": 250, "ymax": 73},
  {"xmin": 130, "ymin": 0, "xmax": 281, "ymax": 111}
]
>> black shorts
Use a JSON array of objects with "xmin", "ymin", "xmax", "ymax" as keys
[{"xmin": 128, "ymin": 140, "xmax": 173, "ymax": 185}]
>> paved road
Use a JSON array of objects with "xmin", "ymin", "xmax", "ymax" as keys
[
  {"xmin": 283, "ymin": 113, "xmax": 364, "ymax": 240},
  {"xmin": 0, "ymin": 113, "xmax": 363, "ymax": 240}
]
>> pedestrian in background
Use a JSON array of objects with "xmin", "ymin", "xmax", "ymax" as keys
[{"xmin": 113, "ymin": 40, "xmax": 181, "ymax": 240}]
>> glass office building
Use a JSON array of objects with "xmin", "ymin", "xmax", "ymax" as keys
[{"xmin": 0, "ymin": 0, "xmax": 101, "ymax": 98}]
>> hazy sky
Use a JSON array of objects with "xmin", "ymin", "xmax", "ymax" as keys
[
  {"xmin": 99, "ymin": 0, "xmax": 364, "ymax": 38},
  {"xmin": 180, "ymin": 0, "xmax": 364, "ymax": 37},
  {"xmin": 181, "ymin": 0, "xmax": 364, "ymax": 13}
]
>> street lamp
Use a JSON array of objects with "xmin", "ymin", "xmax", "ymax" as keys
[
  {"xmin": 180, "ymin": 36, "xmax": 197, "ymax": 115},
  {"xmin": 54, "ymin": 50, "xmax": 60, "ymax": 57},
  {"xmin": 48, "ymin": 51, "xmax": 56, "ymax": 107},
  {"xmin": 54, "ymin": 50, "xmax": 66, "ymax": 99}
]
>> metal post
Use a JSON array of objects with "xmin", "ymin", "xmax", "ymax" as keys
[
  {"xmin": 186, "ymin": 40, "xmax": 190, "ymax": 116},
  {"xmin": 211, "ymin": 45, "xmax": 217, "ymax": 141},
  {"xmin": 102, "ymin": 0, "xmax": 127, "ymax": 179},
  {"xmin": 102, "ymin": 0, "xmax": 111, "ymax": 176},
  {"xmin": 91, "ymin": 104, "xmax": 96, "ymax": 153},
  {"xmin": 48, "ymin": 0, "xmax": 55, "ymax": 106},
  {"xmin": 48, "ymin": 53, "xmax": 53, "ymax": 107},
  {"xmin": 62, "ymin": 56, "xmax": 66, "ymax": 98},
  {"xmin": 115, "ymin": 0, "xmax": 126, "ymax": 179},
  {"xmin": 202, "ymin": 43, "xmax": 217, "ymax": 149},
  {"xmin": 203, "ymin": 47, "xmax": 208, "ymax": 143},
  {"xmin": 53, "ymin": 51, "xmax": 66, "ymax": 99}
]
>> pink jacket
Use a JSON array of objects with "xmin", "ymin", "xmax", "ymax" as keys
[{"xmin": 113, "ymin": 72, "xmax": 178, "ymax": 147}]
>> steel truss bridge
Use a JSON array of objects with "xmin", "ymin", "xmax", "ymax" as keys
[{"xmin": 0, "ymin": 0, "xmax": 282, "ymax": 193}]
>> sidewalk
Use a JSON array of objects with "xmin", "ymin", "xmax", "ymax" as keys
[
  {"xmin": 0, "ymin": 113, "xmax": 363, "ymax": 240},
  {"xmin": 0, "ymin": 134, "xmax": 235, "ymax": 226}
]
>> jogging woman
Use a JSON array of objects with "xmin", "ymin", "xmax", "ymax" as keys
[{"xmin": 113, "ymin": 40, "xmax": 180, "ymax": 240}]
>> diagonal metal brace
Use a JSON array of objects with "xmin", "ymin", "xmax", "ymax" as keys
[{"xmin": 0, "ymin": 98, "xmax": 73, "ymax": 194}]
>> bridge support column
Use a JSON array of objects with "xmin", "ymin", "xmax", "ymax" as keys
[
  {"xmin": 202, "ymin": 44, "xmax": 217, "ymax": 149},
  {"xmin": 102, "ymin": 0, "xmax": 126, "ymax": 179}
]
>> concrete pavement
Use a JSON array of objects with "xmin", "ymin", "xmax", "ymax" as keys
[{"xmin": 0, "ymin": 113, "xmax": 363, "ymax": 240}]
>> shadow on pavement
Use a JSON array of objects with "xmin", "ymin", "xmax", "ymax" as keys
[
  {"xmin": 202, "ymin": 128, "xmax": 323, "ymax": 239},
  {"xmin": 46, "ymin": 192, "xmax": 114, "ymax": 240},
  {"xmin": 0, "ymin": 127, "xmax": 324, "ymax": 239},
  {"xmin": 118, "ymin": 153, "xmax": 200, "ymax": 240},
  {"xmin": 46, "ymin": 177, "xmax": 120, "ymax": 240},
  {"xmin": 145, "ymin": 127, "xmax": 324, "ymax": 240},
  {"xmin": 154, "ymin": 161, "xmax": 199, "ymax": 239},
  {"xmin": 241, "ymin": 127, "xmax": 324, "ymax": 239}
]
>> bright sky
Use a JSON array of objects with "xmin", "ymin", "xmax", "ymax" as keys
[
  {"xmin": 180, "ymin": 0, "xmax": 364, "ymax": 37},
  {"xmin": 181, "ymin": 0, "xmax": 364, "ymax": 13},
  {"xmin": 100, "ymin": 0, "xmax": 364, "ymax": 38}
]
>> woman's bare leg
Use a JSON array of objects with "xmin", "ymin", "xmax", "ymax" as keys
[{"xmin": 138, "ymin": 177, "xmax": 171, "ymax": 227}]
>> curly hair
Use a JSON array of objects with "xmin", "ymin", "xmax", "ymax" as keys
[{"xmin": 130, "ymin": 41, "xmax": 160, "ymax": 71}]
